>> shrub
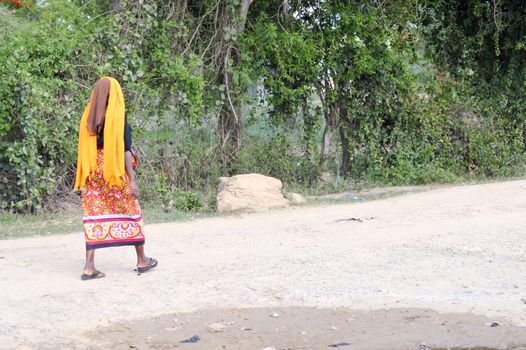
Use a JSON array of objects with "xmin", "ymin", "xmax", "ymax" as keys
[{"xmin": 173, "ymin": 190, "xmax": 202, "ymax": 212}]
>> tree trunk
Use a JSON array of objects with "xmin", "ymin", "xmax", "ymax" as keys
[
  {"xmin": 319, "ymin": 104, "xmax": 338, "ymax": 168},
  {"xmin": 218, "ymin": 44, "xmax": 242, "ymax": 164},
  {"xmin": 218, "ymin": 0, "xmax": 254, "ymax": 168},
  {"xmin": 338, "ymin": 93, "xmax": 351, "ymax": 177},
  {"xmin": 340, "ymin": 126, "xmax": 351, "ymax": 177},
  {"xmin": 319, "ymin": 124, "xmax": 334, "ymax": 167},
  {"xmin": 282, "ymin": 0, "xmax": 290, "ymax": 19}
]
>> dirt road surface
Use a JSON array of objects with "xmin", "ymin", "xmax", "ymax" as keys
[{"xmin": 1, "ymin": 180, "xmax": 526, "ymax": 349}]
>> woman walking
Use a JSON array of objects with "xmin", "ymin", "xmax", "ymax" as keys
[{"xmin": 74, "ymin": 77, "xmax": 157, "ymax": 280}]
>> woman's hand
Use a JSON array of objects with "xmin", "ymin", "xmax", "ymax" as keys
[
  {"xmin": 125, "ymin": 150, "xmax": 140, "ymax": 198},
  {"xmin": 130, "ymin": 179, "xmax": 140, "ymax": 198}
]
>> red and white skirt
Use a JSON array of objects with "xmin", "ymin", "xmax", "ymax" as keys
[{"xmin": 81, "ymin": 149, "xmax": 145, "ymax": 250}]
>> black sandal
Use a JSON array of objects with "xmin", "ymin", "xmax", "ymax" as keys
[
  {"xmin": 136, "ymin": 258, "xmax": 158, "ymax": 274},
  {"xmin": 81, "ymin": 270, "xmax": 106, "ymax": 280}
]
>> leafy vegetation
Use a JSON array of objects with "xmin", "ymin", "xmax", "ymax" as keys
[{"xmin": 0, "ymin": 0, "xmax": 525, "ymax": 213}]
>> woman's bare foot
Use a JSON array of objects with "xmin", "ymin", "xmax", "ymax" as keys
[
  {"xmin": 81, "ymin": 270, "xmax": 106, "ymax": 280},
  {"xmin": 135, "ymin": 245, "xmax": 157, "ymax": 271},
  {"xmin": 137, "ymin": 257, "xmax": 158, "ymax": 273},
  {"xmin": 82, "ymin": 249, "xmax": 104, "ymax": 278}
]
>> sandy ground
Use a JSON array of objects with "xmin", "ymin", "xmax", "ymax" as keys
[{"xmin": 1, "ymin": 179, "xmax": 526, "ymax": 349}]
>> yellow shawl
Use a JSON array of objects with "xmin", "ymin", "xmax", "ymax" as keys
[{"xmin": 74, "ymin": 77, "xmax": 126, "ymax": 190}]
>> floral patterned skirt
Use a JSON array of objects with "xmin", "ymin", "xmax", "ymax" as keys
[{"xmin": 82, "ymin": 149, "xmax": 145, "ymax": 250}]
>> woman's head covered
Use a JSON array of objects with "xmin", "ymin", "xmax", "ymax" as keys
[
  {"xmin": 87, "ymin": 77, "xmax": 111, "ymax": 135},
  {"xmin": 75, "ymin": 76, "xmax": 126, "ymax": 190}
]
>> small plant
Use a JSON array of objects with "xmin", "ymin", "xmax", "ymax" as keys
[
  {"xmin": 173, "ymin": 190, "xmax": 202, "ymax": 212},
  {"xmin": 154, "ymin": 172, "xmax": 170, "ymax": 206}
]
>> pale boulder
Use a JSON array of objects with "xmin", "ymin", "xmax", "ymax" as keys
[
  {"xmin": 289, "ymin": 192, "xmax": 306, "ymax": 204},
  {"xmin": 217, "ymin": 174, "xmax": 289, "ymax": 212}
]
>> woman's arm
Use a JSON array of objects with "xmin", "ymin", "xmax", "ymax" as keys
[{"xmin": 125, "ymin": 150, "xmax": 140, "ymax": 198}]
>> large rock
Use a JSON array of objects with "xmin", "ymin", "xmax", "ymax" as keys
[
  {"xmin": 288, "ymin": 192, "xmax": 306, "ymax": 204},
  {"xmin": 217, "ymin": 174, "xmax": 289, "ymax": 212}
]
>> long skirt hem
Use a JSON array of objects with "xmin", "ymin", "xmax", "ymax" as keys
[{"xmin": 86, "ymin": 240, "xmax": 145, "ymax": 250}]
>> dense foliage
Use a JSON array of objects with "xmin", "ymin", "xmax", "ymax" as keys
[{"xmin": 0, "ymin": 0, "xmax": 524, "ymax": 212}]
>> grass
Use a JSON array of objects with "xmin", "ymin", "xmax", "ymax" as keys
[
  {"xmin": 0, "ymin": 210, "xmax": 83, "ymax": 238},
  {"xmin": 284, "ymin": 173, "xmax": 526, "ymax": 197},
  {"xmin": 1, "ymin": 174, "xmax": 525, "ymax": 240},
  {"xmin": 0, "ymin": 206, "xmax": 221, "ymax": 240}
]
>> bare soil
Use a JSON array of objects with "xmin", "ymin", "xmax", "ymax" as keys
[{"xmin": 1, "ymin": 179, "xmax": 526, "ymax": 349}]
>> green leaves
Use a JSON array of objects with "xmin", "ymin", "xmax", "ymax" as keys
[
  {"xmin": 0, "ymin": 8, "xmax": 81, "ymax": 212},
  {"xmin": 1, "ymin": 0, "xmax": 525, "ymax": 213},
  {"xmin": 223, "ymin": 25, "xmax": 238, "ymax": 41}
]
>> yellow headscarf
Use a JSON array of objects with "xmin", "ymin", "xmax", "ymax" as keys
[{"xmin": 74, "ymin": 77, "xmax": 126, "ymax": 190}]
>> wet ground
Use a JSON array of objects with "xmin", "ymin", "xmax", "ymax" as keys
[{"xmin": 38, "ymin": 307, "xmax": 526, "ymax": 350}]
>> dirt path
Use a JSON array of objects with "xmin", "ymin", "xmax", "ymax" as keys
[{"xmin": 1, "ymin": 180, "xmax": 526, "ymax": 349}]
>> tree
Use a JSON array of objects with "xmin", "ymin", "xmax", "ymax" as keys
[{"xmin": 217, "ymin": 0, "xmax": 255, "ymax": 167}]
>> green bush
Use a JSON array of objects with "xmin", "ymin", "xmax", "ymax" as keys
[
  {"xmin": 173, "ymin": 190, "xmax": 202, "ymax": 212},
  {"xmin": 2, "ymin": 1, "xmax": 526, "ymax": 216},
  {"xmin": 0, "ymin": 20, "xmax": 82, "ymax": 212}
]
